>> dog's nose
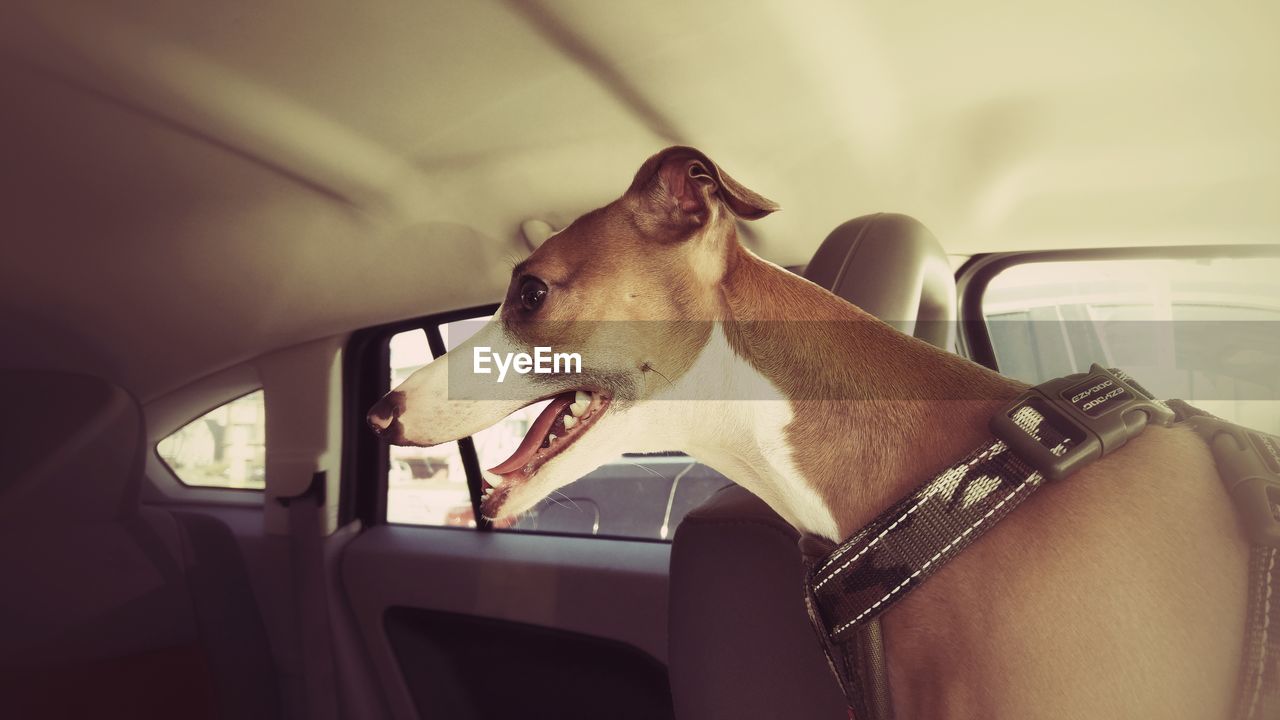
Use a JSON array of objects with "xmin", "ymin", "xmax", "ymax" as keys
[{"xmin": 366, "ymin": 392, "xmax": 404, "ymax": 436}]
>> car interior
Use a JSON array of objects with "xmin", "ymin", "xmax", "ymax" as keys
[{"xmin": 2, "ymin": 2, "xmax": 1278, "ymax": 719}]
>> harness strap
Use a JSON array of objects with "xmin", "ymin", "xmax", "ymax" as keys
[
  {"xmin": 803, "ymin": 366, "xmax": 1175, "ymax": 719},
  {"xmin": 806, "ymin": 437, "xmax": 1043, "ymax": 640},
  {"xmin": 803, "ymin": 438, "xmax": 1047, "ymax": 720},
  {"xmin": 1177, "ymin": 403, "xmax": 1280, "ymax": 720},
  {"xmin": 1237, "ymin": 545, "xmax": 1280, "ymax": 720},
  {"xmin": 800, "ymin": 537, "xmax": 894, "ymax": 720},
  {"xmin": 803, "ymin": 374, "xmax": 1280, "ymax": 720}
]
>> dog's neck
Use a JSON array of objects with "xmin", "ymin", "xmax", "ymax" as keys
[{"xmin": 662, "ymin": 243, "xmax": 1024, "ymax": 540}]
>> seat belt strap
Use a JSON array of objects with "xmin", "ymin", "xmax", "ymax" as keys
[{"xmin": 281, "ymin": 471, "xmax": 340, "ymax": 720}]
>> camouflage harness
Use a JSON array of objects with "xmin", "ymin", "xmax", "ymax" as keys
[{"xmin": 801, "ymin": 365, "xmax": 1280, "ymax": 720}]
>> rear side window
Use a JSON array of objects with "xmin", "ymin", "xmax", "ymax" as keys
[
  {"xmin": 981, "ymin": 255, "xmax": 1280, "ymax": 434},
  {"xmin": 380, "ymin": 315, "xmax": 733, "ymax": 540},
  {"xmin": 158, "ymin": 390, "xmax": 266, "ymax": 489}
]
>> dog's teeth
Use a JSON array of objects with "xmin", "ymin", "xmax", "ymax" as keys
[
  {"xmin": 575, "ymin": 390, "xmax": 591, "ymax": 405},
  {"xmin": 487, "ymin": 475, "xmax": 504, "ymax": 489},
  {"xmin": 549, "ymin": 433, "xmax": 557, "ymax": 443},
  {"xmin": 562, "ymin": 415, "xmax": 577, "ymax": 429},
  {"xmin": 569, "ymin": 400, "xmax": 588, "ymax": 417}
]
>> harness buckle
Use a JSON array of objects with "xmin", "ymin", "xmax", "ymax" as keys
[
  {"xmin": 1187, "ymin": 416, "xmax": 1280, "ymax": 549},
  {"xmin": 990, "ymin": 364, "xmax": 1176, "ymax": 482}
]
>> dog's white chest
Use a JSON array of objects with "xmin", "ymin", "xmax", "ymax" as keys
[{"xmin": 638, "ymin": 326, "xmax": 841, "ymax": 539}]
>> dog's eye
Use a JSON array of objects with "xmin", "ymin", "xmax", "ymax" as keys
[{"xmin": 519, "ymin": 277, "xmax": 548, "ymax": 311}]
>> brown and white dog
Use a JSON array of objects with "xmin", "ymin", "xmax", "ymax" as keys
[{"xmin": 368, "ymin": 147, "xmax": 1247, "ymax": 719}]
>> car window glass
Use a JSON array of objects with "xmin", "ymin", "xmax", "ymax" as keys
[
  {"xmin": 382, "ymin": 316, "xmax": 733, "ymax": 540},
  {"xmin": 158, "ymin": 390, "xmax": 266, "ymax": 489},
  {"xmin": 386, "ymin": 328, "xmax": 475, "ymax": 527},
  {"xmin": 983, "ymin": 256, "xmax": 1280, "ymax": 434}
]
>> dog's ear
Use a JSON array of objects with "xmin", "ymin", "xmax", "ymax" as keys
[{"xmin": 628, "ymin": 146, "xmax": 779, "ymax": 229}]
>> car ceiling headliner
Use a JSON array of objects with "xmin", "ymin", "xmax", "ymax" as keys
[{"xmin": 1, "ymin": 0, "xmax": 1277, "ymax": 403}]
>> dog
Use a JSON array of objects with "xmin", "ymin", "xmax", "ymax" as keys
[{"xmin": 368, "ymin": 147, "xmax": 1248, "ymax": 719}]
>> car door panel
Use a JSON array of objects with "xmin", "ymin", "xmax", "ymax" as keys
[{"xmin": 340, "ymin": 526, "xmax": 671, "ymax": 720}]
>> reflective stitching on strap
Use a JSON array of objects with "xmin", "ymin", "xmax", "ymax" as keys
[
  {"xmin": 1011, "ymin": 405, "xmax": 1069, "ymax": 457},
  {"xmin": 814, "ymin": 441, "xmax": 1009, "ymax": 586},
  {"xmin": 803, "ymin": 383, "xmax": 1265, "ymax": 720},
  {"xmin": 1246, "ymin": 547, "xmax": 1275, "ymax": 719},
  {"xmin": 831, "ymin": 472, "xmax": 1041, "ymax": 635}
]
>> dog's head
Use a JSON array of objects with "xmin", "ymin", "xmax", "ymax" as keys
[{"xmin": 367, "ymin": 146, "xmax": 778, "ymax": 520}]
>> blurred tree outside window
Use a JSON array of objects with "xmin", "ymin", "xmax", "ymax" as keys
[{"xmin": 158, "ymin": 390, "xmax": 266, "ymax": 489}]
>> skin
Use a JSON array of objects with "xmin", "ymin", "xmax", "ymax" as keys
[{"xmin": 370, "ymin": 146, "xmax": 1248, "ymax": 719}]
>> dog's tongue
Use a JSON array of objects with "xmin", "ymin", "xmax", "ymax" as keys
[{"xmin": 487, "ymin": 392, "xmax": 575, "ymax": 475}]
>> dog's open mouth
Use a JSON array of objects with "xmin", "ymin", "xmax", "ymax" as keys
[{"xmin": 481, "ymin": 389, "xmax": 611, "ymax": 517}]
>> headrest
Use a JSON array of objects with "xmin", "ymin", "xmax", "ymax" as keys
[
  {"xmin": 803, "ymin": 213, "xmax": 956, "ymax": 349},
  {"xmin": 0, "ymin": 370, "xmax": 142, "ymax": 521}
]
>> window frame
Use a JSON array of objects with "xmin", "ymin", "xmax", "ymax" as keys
[
  {"xmin": 955, "ymin": 244, "xmax": 1280, "ymax": 372},
  {"xmin": 342, "ymin": 304, "xmax": 498, "ymax": 531},
  {"xmin": 154, "ymin": 387, "xmax": 267, "ymax": 493}
]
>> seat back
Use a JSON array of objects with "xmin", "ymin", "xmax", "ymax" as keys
[
  {"xmin": 0, "ymin": 370, "xmax": 279, "ymax": 719},
  {"xmin": 803, "ymin": 212, "xmax": 956, "ymax": 348},
  {"xmin": 667, "ymin": 214, "xmax": 955, "ymax": 719},
  {"xmin": 0, "ymin": 371, "xmax": 214, "ymax": 717}
]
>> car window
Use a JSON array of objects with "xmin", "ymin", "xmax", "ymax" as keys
[
  {"xmin": 157, "ymin": 390, "xmax": 266, "ymax": 489},
  {"xmin": 983, "ymin": 255, "xmax": 1280, "ymax": 434},
  {"xmin": 381, "ymin": 317, "xmax": 734, "ymax": 540},
  {"xmin": 386, "ymin": 328, "xmax": 475, "ymax": 527}
]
